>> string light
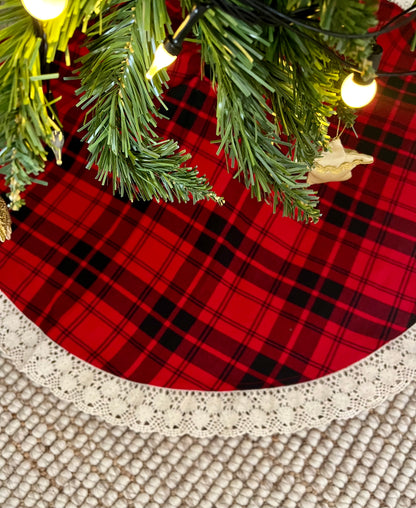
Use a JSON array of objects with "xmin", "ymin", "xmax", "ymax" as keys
[
  {"xmin": 341, "ymin": 44, "xmax": 383, "ymax": 108},
  {"xmin": 146, "ymin": 4, "xmax": 210, "ymax": 80},
  {"xmin": 21, "ymin": 0, "xmax": 67, "ymax": 21},
  {"xmin": 145, "ymin": 2, "xmax": 415, "ymax": 113},
  {"xmin": 341, "ymin": 73, "xmax": 377, "ymax": 108},
  {"xmin": 146, "ymin": 44, "xmax": 178, "ymax": 80}
]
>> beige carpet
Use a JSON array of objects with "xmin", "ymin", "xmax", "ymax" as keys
[{"xmin": 1, "ymin": 353, "xmax": 416, "ymax": 508}]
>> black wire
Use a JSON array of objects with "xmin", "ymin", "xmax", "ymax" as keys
[
  {"xmin": 209, "ymin": 1, "xmax": 416, "ymax": 40},
  {"xmin": 274, "ymin": 18, "xmax": 360, "ymax": 74},
  {"xmin": 265, "ymin": 4, "xmax": 416, "ymax": 40},
  {"xmin": 206, "ymin": 1, "xmax": 416, "ymax": 80},
  {"xmin": 377, "ymin": 70, "xmax": 416, "ymax": 77}
]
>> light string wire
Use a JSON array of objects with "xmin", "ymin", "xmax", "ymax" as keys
[
  {"xmin": 206, "ymin": 1, "xmax": 416, "ymax": 40},
  {"xmin": 377, "ymin": 70, "xmax": 416, "ymax": 77},
  {"xmin": 202, "ymin": 1, "xmax": 416, "ymax": 78}
]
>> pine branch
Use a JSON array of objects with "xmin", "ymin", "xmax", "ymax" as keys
[
  {"xmin": 43, "ymin": 0, "xmax": 112, "ymax": 63},
  {"xmin": 181, "ymin": 2, "xmax": 321, "ymax": 221},
  {"xmin": 319, "ymin": 0, "xmax": 379, "ymax": 66},
  {"xmin": 77, "ymin": 0, "xmax": 220, "ymax": 205},
  {"xmin": 0, "ymin": 0, "xmax": 115, "ymax": 209},
  {"xmin": 180, "ymin": 0, "xmax": 379, "ymax": 221},
  {"xmin": 0, "ymin": 1, "xmax": 56, "ymax": 208},
  {"xmin": 0, "ymin": 0, "xmax": 380, "ymax": 215},
  {"xmin": 266, "ymin": 26, "xmax": 341, "ymax": 164},
  {"xmin": 95, "ymin": 141, "xmax": 217, "ymax": 204}
]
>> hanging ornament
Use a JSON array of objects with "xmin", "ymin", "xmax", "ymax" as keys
[
  {"xmin": 0, "ymin": 197, "xmax": 12, "ymax": 242},
  {"xmin": 307, "ymin": 138, "xmax": 374, "ymax": 185},
  {"xmin": 21, "ymin": 0, "xmax": 67, "ymax": 21}
]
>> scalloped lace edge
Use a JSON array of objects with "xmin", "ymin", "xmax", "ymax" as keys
[
  {"xmin": 2, "ymin": 290, "xmax": 416, "ymax": 437},
  {"xmin": 389, "ymin": 0, "xmax": 414, "ymax": 8}
]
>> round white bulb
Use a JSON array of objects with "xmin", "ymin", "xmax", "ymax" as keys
[
  {"xmin": 21, "ymin": 0, "xmax": 67, "ymax": 21},
  {"xmin": 341, "ymin": 73, "xmax": 377, "ymax": 108}
]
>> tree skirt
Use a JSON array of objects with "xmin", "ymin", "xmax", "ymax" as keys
[{"xmin": 0, "ymin": 2, "xmax": 415, "ymax": 434}]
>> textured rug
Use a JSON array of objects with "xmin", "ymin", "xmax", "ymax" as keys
[{"xmin": 1, "ymin": 353, "xmax": 416, "ymax": 508}]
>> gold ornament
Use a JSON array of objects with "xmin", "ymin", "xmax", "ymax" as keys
[
  {"xmin": 307, "ymin": 138, "xmax": 374, "ymax": 185},
  {"xmin": 0, "ymin": 196, "xmax": 12, "ymax": 242}
]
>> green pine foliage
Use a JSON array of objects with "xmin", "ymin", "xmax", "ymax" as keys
[
  {"xmin": 77, "ymin": 0, "xmax": 219, "ymax": 204},
  {"xmin": 181, "ymin": 0, "xmax": 379, "ymax": 221},
  {"xmin": 0, "ymin": 0, "xmax": 110, "ymax": 209},
  {"xmin": 0, "ymin": 0, "xmax": 380, "ymax": 219},
  {"xmin": 320, "ymin": 0, "xmax": 379, "ymax": 62},
  {"xmin": 0, "ymin": 1, "xmax": 50, "ymax": 209}
]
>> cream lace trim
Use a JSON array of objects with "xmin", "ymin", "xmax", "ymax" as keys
[
  {"xmin": 390, "ymin": 0, "xmax": 414, "ymax": 8},
  {"xmin": 1, "ymin": 290, "xmax": 416, "ymax": 437}
]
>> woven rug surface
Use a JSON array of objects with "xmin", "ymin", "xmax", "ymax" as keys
[
  {"xmin": 1, "ymin": 0, "xmax": 415, "ymax": 392},
  {"xmin": 1, "ymin": 353, "xmax": 416, "ymax": 508}
]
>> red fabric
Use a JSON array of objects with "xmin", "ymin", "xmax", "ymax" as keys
[{"xmin": 0, "ymin": 1, "xmax": 415, "ymax": 391}]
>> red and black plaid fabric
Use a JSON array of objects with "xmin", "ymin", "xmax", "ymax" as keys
[{"xmin": 0, "ymin": 1, "xmax": 415, "ymax": 391}]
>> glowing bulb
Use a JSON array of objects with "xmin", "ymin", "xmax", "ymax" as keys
[
  {"xmin": 21, "ymin": 0, "xmax": 67, "ymax": 21},
  {"xmin": 341, "ymin": 73, "xmax": 377, "ymax": 108},
  {"xmin": 146, "ymin": 44, "xmax": 177, "ymax": 80}
]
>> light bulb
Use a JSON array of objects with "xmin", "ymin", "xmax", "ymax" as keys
[
  {"xmin": 341, "ymin": 73, "xmax": 377, "ymax": 108},
  {"xmin": 21, "ymin": 0, "xmax": 67, "ymax": 21},
  {"xmin": 146, "ymin": 44, "xmax": 177, "ymax": 80}
]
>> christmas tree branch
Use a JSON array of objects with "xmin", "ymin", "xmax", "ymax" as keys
[
  {"xmin": 0, "ymin": 1, "xmax": 53, "ymax": 209},
  {"xmin": 180, "ymin": 0, "xmax": 378, "ymax": 221},
  {"xmin": 181, "ymin": 3, "xmax": 321, "ymax": 221},
  {"xmin": 43, "ymin": 0, "xmax": 111, "ymax": 63},
  {"xmin": 0, "ymin": 0, "xmax": 114, "ymax": 209},
  {"xmin": 77, "ymin": 0, "xmax": 220, "ymax": 204},
  {"xmin": 319, "ymin": 0, "xmax": 379, "ymax": 64},
  {"xmin": 0, "ymin": 0, "xmax": 380, "ymax": 215}
]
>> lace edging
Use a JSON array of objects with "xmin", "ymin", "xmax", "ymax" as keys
[
  {"xmin": 1, "ymin": 290, "xmax": 416, "ymax": 437},
  {"xmin": 389, "ymin": 0, "xmax": 414, "ymax": 8}
]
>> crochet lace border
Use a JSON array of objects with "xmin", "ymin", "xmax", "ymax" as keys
[{"xmin": 1, "ymin": 290, "xmax": 416, "ymax": 437}]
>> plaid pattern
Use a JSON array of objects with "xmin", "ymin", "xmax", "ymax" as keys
[{"xmin": 0, "ymin": 1, "xmax": 415, "ymax": 391}]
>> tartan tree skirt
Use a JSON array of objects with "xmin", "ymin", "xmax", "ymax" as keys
[{"xmin": 0, "ymin": 1, "xmax": 415, "ymax": 391}]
